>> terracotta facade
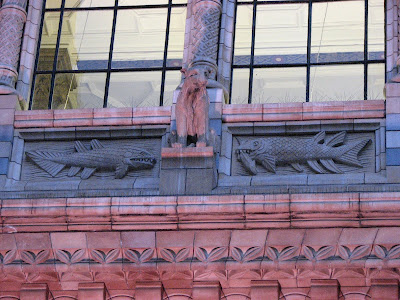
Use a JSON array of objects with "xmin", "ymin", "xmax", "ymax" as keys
[{"xmin": 0, "ymin": 0, "xmax": 399, "ymax": 299}]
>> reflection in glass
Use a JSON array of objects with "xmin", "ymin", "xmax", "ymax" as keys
[
  {"xmin": 112, "ymin": 8, "xmax": 167, "ymax": 69},
  {"xmin": 368, "ymin": 0, "xmax": 385, "ymax": 60},
  {"xmin": 309, "ymin": 65, "xmax": 364, "ymax": 102},
  {"xmin": 31, "ymin": 74, "xmax": 52, "ymax": 110},
  {"xmin": 311, "ymin": 1, "xmax": 364, "ymax": 63},
  {"xmin": 254, "ymin": 4, "xmax": 308, "ymax": 65},
  {"xmin": 233, "ymin": 5, "xmax": 253, "ymax": 65},
  {"xmin": 64, "ymin": 0, "xmax": 115, "ymax": 8},
  {"xmin": 57, "ymin": 10, "xmax": 113, "ymax": 70},
  {"xmin": 119, "ymin": 0, "xmax": 168, "ymax": 5},
  {"xmin": 231, "ymin": 69, "xmax": 250, "ymax": 104},
  {"xmin": 108, "ymin": 72, "xmax": 162, "ymax": 107},
  {"xmin": 52, "ymin": 73, "xmax": 106, "ymax": 109},
  {"xmin": 163, "ymin": 70, "xmax": 181, "ymax": 106},
  {"xmin": 37, "ymin": 12, "xmax": 60, "ymax": 71},
  {"xmin": 166, "ymin": 7, "xmax": 187, "ymax": 68},
  {"xmin": 253, "ymin": 67, "xmax": 306, "ymax": 103},
  {"xmin": 368, "ymin": 64, "xmax": 385, "ymax": 100},
  {"xmin": 46, "ymin": 0, "xmax": 61, "ymax": 9}
]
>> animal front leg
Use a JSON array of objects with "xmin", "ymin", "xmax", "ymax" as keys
[
  {"xmin": 174, "ymin": 103, "xmax": 188, "ymax": 148},
  {"xmin": 193, "ymin": 95, "xmax": 209, "ymax": 148}
]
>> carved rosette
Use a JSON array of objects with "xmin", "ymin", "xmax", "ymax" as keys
[
  {"xmin": 0, "ymin": 0, "xmax": 27, "ymax": 94},
  {"xmin": 189, "ymin": 0, "xmax": 222, "ymax": 79}
]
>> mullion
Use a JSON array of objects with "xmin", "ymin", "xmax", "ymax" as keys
[
  {"xmin": 48, "ymin": 0, "xmax": 66, "ymax": 109},
  {"xmin": 364, "ymin": 0, "xmax": 368, "ymax": 100},
  {"xmin": 229, "ymin": 0, "xmax": 239, "ymax": 104},
  {"xmin": 103, "ymin": 0, "xmax": 119, "ymax": 108},
  {"xmin": 28, "ymin": 0, "xmax": 47, "ymax": 110},
  {"xmin": 248, "ymin": 0, "xmax": 258, "ymax": 104},
  {"xmin": 306, "ymin": 0, "xmax": 312, "ymax": 102},
  {"xmin": 160, "ymin": 0, "xmax": 173, "ymax": 106}
]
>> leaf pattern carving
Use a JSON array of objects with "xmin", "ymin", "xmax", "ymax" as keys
[
  {"xmin": 90, "ymin": 249, "xmax": 120, "ymax": 264},
  {"xmin": 20, "ymin": 250, "xmax": 50, "ymax": 265},
  {"xmin": 303, "ymin": 246, "xmax": 334, "ymax": 261},
  {"xmin": 124, "ymin": 248, "xmax": 154, "ymax": 264},
  {"xmin": 231, "ymin": 247, "xmax": 262, "ymax": 263},
  {"xmin": 374, "ymin": 245, "xmax": 400, "ymax": 260},
  {"xmin": 194, "ymin": 247, "xmax": 226, "ymax": 263},
  {"xmin": 0, "ymin": 250, "xmax": 17, "ymax": 265},
  {"xmin": 159, "ymin": 248, "xmax": 190, "ymax": 263},
  {"xmin": 265, "ymin": 246, "xmax": 298, "ymax": 262},
  {"xmin": 55, "ymin": 249, "xmax": 86, "ymax": 265},
  {"xmin": 338, "ymin": 245, "xmax": 370, "ymax": 262}
]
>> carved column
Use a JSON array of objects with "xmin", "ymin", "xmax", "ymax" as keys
[
  {"xmin": 189, "ymin": 0, "xmax": 222, "ymax": 80},
  {"xmin": 0, "ymin": 0, "xmax": 27, "ymax": 94}
]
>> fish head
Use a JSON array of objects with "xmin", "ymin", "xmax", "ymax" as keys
[
  {"xmin": 235, "ymin": 139, "xmax": 266, "ymax": 175},
  {"xmin": 123, "ymin": 149, "xmax": 157, "ymax": 169}
]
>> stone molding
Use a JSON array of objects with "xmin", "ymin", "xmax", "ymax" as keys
[
  {"xmin": 0, "ymin": 229, "xmax": 400, "ymax": 289},
  {"xmin": 2, "ymin": 193, "xmax": 400, "ymax": 232}
]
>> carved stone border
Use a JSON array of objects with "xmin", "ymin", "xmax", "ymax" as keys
[{"xmin": 219, "ymin": 119, "xmax": 387, "ymax": 186}]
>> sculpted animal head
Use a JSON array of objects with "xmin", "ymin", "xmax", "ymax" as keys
[{"xmin": 181, "ymin": 68, "xmax": 209, "ymax": 90}]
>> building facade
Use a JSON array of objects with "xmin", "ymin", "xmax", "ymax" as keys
[{"xmin": 0, "ymin": 0, "xmax": 399, "ymax": 299}]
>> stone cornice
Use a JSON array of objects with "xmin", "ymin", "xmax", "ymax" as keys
[{"xmin": 2, "ymin": 193, "xmax": 400, "ymax": 232}]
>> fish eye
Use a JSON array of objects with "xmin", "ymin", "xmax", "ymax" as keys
[{"xmin": 253, "ymin": 141, "xmax": 259, "ymax": 146}]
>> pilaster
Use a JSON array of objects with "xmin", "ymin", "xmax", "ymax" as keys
[{"xmin": 20, "ymin": 283, "xmax": 49, "ymax": 300}]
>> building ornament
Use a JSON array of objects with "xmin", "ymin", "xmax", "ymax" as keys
[{"xmin": 0, "ymin": 0, "xmax": 27, "ymax": 95}]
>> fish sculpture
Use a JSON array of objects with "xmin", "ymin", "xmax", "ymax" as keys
[
  {"xmin": 236, "ymin": 131, "xmax": 370, "ymax": 175},
  {"xmin": 26, "ymin": 139, "xmax": 157, "ymax": 179}
]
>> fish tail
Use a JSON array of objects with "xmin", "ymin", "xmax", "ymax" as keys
[
  {"xmin": 26, "ymin": 150, "xmax": 66, "ymax": 177},
  {"xmin": 335, "ymin": 139, "xmax": 370, "ymax": 167}
]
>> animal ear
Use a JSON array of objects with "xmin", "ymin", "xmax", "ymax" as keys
[{"xmin": 180, "ymin": 68, "xmax": 187, "ymax": 75}]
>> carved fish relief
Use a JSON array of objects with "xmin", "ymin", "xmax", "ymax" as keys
[
  {"xmin": 26, "ymin": 139, "xmax": 157, "ymax": 179},
  {"xmin": 235, "ymin": 131, "xmax": 370, "ymax": 175}
]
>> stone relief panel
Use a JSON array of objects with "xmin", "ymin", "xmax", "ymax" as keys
[
  {"xmin": 22, "ymin": 138, "xmax": 161, "ymax": 181},
  {"xmin": 231, "ymin": 131, "xmax": 375, "ymax": 176}
]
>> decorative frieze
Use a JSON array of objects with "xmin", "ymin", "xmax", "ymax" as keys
[{"xmin": 0, "ymin": 0, "xmax": 27, "ymax": 94}]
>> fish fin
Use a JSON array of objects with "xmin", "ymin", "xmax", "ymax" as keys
[
  {"xmin": 312, "ymin": 131, "xmax": 326, "ymax": 144},
  {"xmin": 238, "ymin": 151, "xmax": 257, "ymax": 175},
  {"xmin": 75, "ymin": 141, "xmax": 88, "ymax": 153},
  {"xmin": 336, "ymin": 139, "xmax": 370, "ymax": 167},
  {"xmin": 320, "ymin": 159, "xmax": 343, "ymax": 173},
  {"xmin": 290, "ymin": 162, "xmax": 304, "ymax": 172},
  {"xmin": 81, "ymin": 167, "xmax": 96, "ymax": 180},
  {"xmin": 307, "ymin": 160, "xmax": 326, "ymax": 174},
  {"xmin": 90, "ymin": 139, "xmax": 104, "ymax": 150},
  {"xmin": 68, "ymin": 166, "xmax": 81, "ymax": 177},
  {"xmin": 115, "ymin": 164, "xmax": 129, "ymax": 179},
  {"xmin": 259, "ymin": 155, "xmax": 276, "ymax": 173},
  {"xmin": 26, "ymin": 151, "xmax": 65, "ymax": 177},
  {"xmin": 325, "ymin": 131, "xmax": 346, "ymax": 147}
]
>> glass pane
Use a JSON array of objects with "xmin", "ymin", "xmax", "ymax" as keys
[
  {"xmin": 108, "ymin": 72, "xmax": 162, "ymax": 107},
  {"xmin": 46, "ymin": 0, "xmax": 61, "ymax": 9},
  {"xmin": 163, "ymin": 70, "xmax": 181, "ymax": 106},
  {"xmin": 309, "ymin": 65, "xmax": 364, "ymax": 102},
  {"xmin": 254, "ymin": 4, "xmax": 308, "ymax": 65},
  {"xmin": 167, "ymin": 7, "xmax": 187, "ymax": 68},
  {"xmin": 173, "ymin": 0, "xmax": 187, "ymax": 3},
  {"xmin": 253, "ymin": 67, "xmax": 306, "ymax": 103},
  {"xmin": 52, "ymin": 73, "xmax": 106, "ymax": 109},
  {"xmin": 368, "ymin": 63, "xmax": 385, "ymax": 100},
  {"xmin": 368, "ymin": 0, "xmax": 384, "ymax": 60},
  {"xmin": 37, "ymin": 12, "xmax": 60, "ymax": 71},
  {"xmin": 234, "ymin": 5, "xmax": 253, "ymax": 65},
  {"xmin": 311, "ymin": 1, "xmax": 364, "ymax": 63},
  {"xmin": 65, "ymin": 0, "xmax": 115, "ymax": 8},
  {"xmin": 231, "ymin": 69, "xmax": 250, "ymax": 104},
  {"xmin": 57, "ymin": 10, "xmax": 113, "ymax": 70},
  {"xmin": 31, "ymin": 74, "xmax": 52, "ymax": 110},
  {"xmin": 119, "ymin": 0, "xmax": 168, "ymax": 5},
  {"xmin": 112, "ymin": 8, "xmax": 167, "ymax": 69}
]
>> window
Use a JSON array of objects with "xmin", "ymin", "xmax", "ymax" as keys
[
  {"xmin": 29, "ymin": 0, "xmax": 187, "ymax": 110},
  {"xmin": 230, "ymin": 0, "xmax": 385, "ymax": 104}
]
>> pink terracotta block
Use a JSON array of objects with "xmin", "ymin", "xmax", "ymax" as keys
[
  {"xmin": 161, "ymin": 147, "xmax": 214, "ymax": 158},
  {"xmin": 374, "ymin": 227, "xmax": 400, "ymax": 246},
  {"xmin": 338, "ymin": 228, "xmax": 378, "ymax": 246},
  {"xmin": 303, "ymin": 101, "xmax": 344, "ymax": 112},
  {"xmin": 0, "ymin": 95, "xmax": 18, "ymax": 109},
  {"xmin": 121, "ymin": 231, "xmax": 156, "ymax": 249},
  {"xmin": 20, "ymin": 283, "xmax": 49, "ymax": 300},
  {"xmin": 14, "ymin": 110, "xmax": 54, "ymax": 121},
  {"xmin": 15, "ymin": 232, "xmax": 51, "ymax": 250},
  {"xmin": 94, "ymin": 107, "xmax": 133, "ymax": 119},
  {"xmin": 157, "ymin": 231, "xmax": 195, "ymax": 248},
  {"xmin": 111, "ymin": 196, "xmax": 176, "ymax": 216},
  {"xmin": 14, "ymin": 119, "xmax": 53, "ymax": 128},
  {"xmin": 245, "ymin": 194, "xmax": 289, "ymax": 214},
  {"xmin": 192, "ymin": 281, "xmax": 221, "ymax": 300},
  {"xmin": 194, "ymin": 230, "xmax": 231, "ymax": 247},
  {"xmin": 223, "ymin": 104, "xmax": 263, "ymax": 115},
  {"xmin": 50, "ymin": 232, "xmax": 87, "ymax": 249},
  {"xmin": 66, "ymin": 197, "xmax": 111, "ymax": 216},
  {"xmin": 264, "ymin": 102, "xmax": 303, "ymax": 114},
  {"xmin": 344, "ymin": 100, "xmax": 385, "ymax": 111},
  {"xmin": 265, "ymin": 229, "xmax": 305, "ymax": 247},
  {"xmin": 302, "ymin": 228, "xmax": 342, "ymax": 247},
  {"xmin": 386, "ymin": 98, "xmax": 400, "ymax": 113},
  {"xmin": 0, "ymin": 109, "xmax": 15, "ymax": 125},
  {"xmin": 343, "ymin": 110, "xmax": 385, "ymax": 119},
  {"xmin": 302, "ymin": 111, "xmax": 344, "ymax": 120},
  {"xmin": 385, "ymin": 83, "xmax": 400, "ymax": 97},
  {"xmin": 68, "ymin": 224, "xmax": 112, "ymax": 231},
  {"xmin": 0, "ymin": 234, "xmax": 16, "ymax": 249},
  {"xmin": 54, "ymin": 108, "xmax": 93, "ymax": 120},
  {"xmin": 369, "ymin": 279, "xmax": 399, "ymax": 300},
  {"xmin": 7, "ymin": 224, "xmax": 68, "ymax": 233},
  {"xmin": 262, "ymin": 112, "xmax": 302, "ymax": 122},
  {"xmin": 1, "ymin": 198, "xmax": 66, "ymax": 217},
  {"xmin": 86, "ymin": 232, "xmax": 121, "ymax": 249},
  {"xmin": 222, "ymin": 114, "xmax": 263, "ymax": 122},
  {"xmin": 251, "ymin": 280, "xmax": 281, "ymax": 300},
  {"xmin": 310, "ymin": 279, "xmax": 340, "ymax": 300},
  {"xmin": 132, "ymin": 106, "xmax": 171, "ymax": 117},
  {"xmin": 135, "ymin": 282, "xmax": 163, "ymax": 300},
  {"xmin": 93, "ymin": 118, "xmax": 132, "ymax": 126},
  {"xmin": 132, "ymin": 116, "xmax": 170, "ymax": 125},
  {"xmin": 54, "ymin": 118, "xmax": 93, "ymax": 127},
  {"xmin": 78, "ymin": 283, "xmax": 106, "ymax": 300}
]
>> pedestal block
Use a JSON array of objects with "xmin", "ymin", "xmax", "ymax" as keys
[
  {"xmin": 251, "ymin": 280, "xmax": 281, "ymax": 300},
  {"xmin": 192, "ymin": 281, "xmax": 221, "ymax": 300},
  {"xmin": 135, "ymin": 282, "xmax": 163, "ymax": 300},
  {"xmin": 310, "ymin": 279, "xmax": 340, "ymax": 300},
  {"xmin": 78, "ymin": 282, "xmax": 106, "ymax": 300},
  {"xmin": 20, "ymin": 283, "xmax": 48, "ymax": 300},
  {"xmin": 160, "ymin": 147, "xmax": 216, "ymax": 195},
  {"xmin": 369, "ymin": 279, "xmax": 399, "ymax": 300}
]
